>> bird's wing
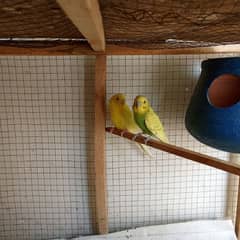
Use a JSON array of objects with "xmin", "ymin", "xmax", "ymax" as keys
[
  {"xmin": 145, "ymin": 109, "xmax": 168, "ymax": 143},
  {"xmin": 109, "ymin": 104, "xmax": 126, "ymax": 129},
  {"xmin": 122, "ymin": 105, "xmax": 142, "ymax": 134},
  {"xmin": 112, "ymin": 104, "xmax": 153, "ymax": 157}
]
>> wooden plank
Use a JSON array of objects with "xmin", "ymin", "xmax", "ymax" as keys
[
  {"xmin": 106, "ymin": 127, "xmax": 240, "ymax": 176},
  {"xmin": 0, "ymin": 42, "xmax": 95, "ymax": 55},
  {"xmin": 100, "ymin": 0, "xmax": 240, "ymax": 45},
  {"xmin": 106, "ymin": 44, "xmax": 240, "ymax": 55},
  {"xmin": 94, "ymin": 55, "xmax": 108, "ymax": 234},
  {"xmin": 236, "ymin": 178, "xmax": 240, "ymax": 238},
  {"xmin": 0, "ymin": 0, "xmax": 83, "ymax": 39},
  {"xmin": 1, "ymin": 42, "xmax": 240, "ymax": 55},
  {"xmin": 226, "ymin": 154, "xmax": 240, "ymax": 235},
  {"xmin": 1, "ymin": 1, "xmax": 240, "ymax": 47},
  {"xmin": 57, "ymin": 0, "xmax": 105, "ymax": 51}
]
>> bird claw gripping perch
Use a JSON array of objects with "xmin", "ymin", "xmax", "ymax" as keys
[
  {"xmin": 120, "ymin": 130, "xmax": 127, "ymax": 137},
  {"xmin": 110, "ymin": 127, "xmax": 115, "ymax": 134},
  {"xmin": 132, "ymin": 132, "xmax": 142, "ymax": 141},
  {"xmin": 144, "ymin": 135, "xmax": 152, "ymax": 145}
]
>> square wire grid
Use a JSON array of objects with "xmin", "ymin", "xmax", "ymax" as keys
[
  {"xmin": 106, "ymin": 54, "xmax": 240, "ymax": 232},
  {"xmin": 0, "ymin": 56, "xmax": 96, "ymax": 240},
  {"xmin": 0, "ymin": 54, "xmax": 239, "ymax": 240}
]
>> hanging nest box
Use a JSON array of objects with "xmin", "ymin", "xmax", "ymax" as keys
[{"xmin": 185, "ymin": 57, "xmax": 240, "ymax": 153}]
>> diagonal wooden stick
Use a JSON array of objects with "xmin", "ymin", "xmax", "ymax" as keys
[{"xmin": 106, "ymin": 127, "xmax": 240, "ymax": 176}]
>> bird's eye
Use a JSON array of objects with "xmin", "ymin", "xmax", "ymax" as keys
[
  {"xmin": 143, "ymin": 100, "xmax": 146, "ymax": 104},
  {"xmin": 116, "ymin": 97, "xmax": 119, "ymax": 101}
]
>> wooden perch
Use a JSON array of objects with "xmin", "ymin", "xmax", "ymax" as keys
[
  {"xmin": 57, "ymin": 0, "xmax": 105, "ymax": 51},
  {"xmin": 106, "ymin": 127, "xmax": 240, "ymax": 176}
]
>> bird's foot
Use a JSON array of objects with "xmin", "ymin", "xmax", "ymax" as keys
[
  {"xmin": 109, "ymin": 127, "xmax": 115, "ymax": 133},
  {"xmin": 120, "ymin": 130, "xmax": 128, "ymax": 137},
  {"xmin": 132, "ymin": 132, "xmax": 142, "ymax": 141},
  {"xmin": 144, "ymin": 135, "xmax": 152, "ymax": 145}
]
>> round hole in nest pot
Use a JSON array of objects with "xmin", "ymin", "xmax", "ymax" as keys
[{"xmin": 207, "ymin": 74, "xmax": 240, "ymax": 108}]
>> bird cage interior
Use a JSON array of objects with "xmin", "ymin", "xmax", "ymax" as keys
[
  {"xmin": 1, "ymin": 1, "xmax": 240, "ymax": 240},
  {"xmin": 106, "ymin": 54, "xmax": 239, "ymax": 230}
]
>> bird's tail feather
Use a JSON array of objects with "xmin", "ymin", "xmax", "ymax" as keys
[{"xmin": 135, "ymin": 143, "xmax": 153, "ymax": 158}]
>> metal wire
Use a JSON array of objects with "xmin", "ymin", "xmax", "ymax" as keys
[
  {"xmin": 106, "ymin": 54, "xmax": 240, "ymax": 232},
  {"xmin": 0, "ymin": 56, "xmax": 96, "ymax": 240},
  {"xmin": 0, "ymin": 53, "xmax": 239, "ymax": 240}
]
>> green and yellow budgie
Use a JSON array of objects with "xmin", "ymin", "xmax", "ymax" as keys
[
  {"xmin": 109, "ymin": 93, "xmax": 152, "ymax": 157},
  {"xmin": 133, "ymin": 96, "xmax": 169, "ymax": 143}
]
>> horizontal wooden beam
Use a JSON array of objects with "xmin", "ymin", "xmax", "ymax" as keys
[
  {"xmin": 100, "ymin": 0, "xmax": 240, "ymax": 45},
  {"xmin": 1, "ymin": 42, "xmax": 240, "ymax": 55},
  {"xmin": 0, "ymin": 0, "xmax": 240, "ymax": 47},
  {"xmin": 57, "ymin": 0, "xmax": 105, "ymax": 51},
  {"xmin": 106, "ymin": 127, "xmax": 240, "ymax": 176},
  {"xmin": 106, "ymin": 44, "xmax": 240, "ymax": 55},
  {"xmin": 0, "ymin": 42, "xmax": 95, "ymax": 55}
]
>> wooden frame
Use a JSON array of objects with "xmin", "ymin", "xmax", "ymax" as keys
[
  {"xmin": 1, "ymin": 42, "xmax": 240, "ymax": 55},
  {"xmin": 94, "ymin": 55, "xmax": 108, "ymax": 234},
  {"xmin": 56, "ymin": 0, "xmax": 105, "ymax": 51},
  {"xmin": 1, "ymin": 40, "xmax": 240, "ymax": 237},
  {"xmin": 1, "ymin": 0, "xmax": 240, "ymax": 237},
  {"xmin": 236, "ymin": 178, "xmax": 240, "ymax": 238}
]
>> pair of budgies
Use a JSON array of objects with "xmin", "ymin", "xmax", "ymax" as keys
[{"xmin": 109, "ymin": 93, "xmax": 168, "ymax": 156}]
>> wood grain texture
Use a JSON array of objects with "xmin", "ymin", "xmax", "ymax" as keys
[
  {"xmin": 106, "ymin": 127, "xmax": 240, "ymax": 176},
  {"xmin": 0, "ymin": 0, "xmax": 83, "ymax": 38},
  {"xmin": 227, "ymin": 154, "xmax": 240, "ymax": 237},
  {"xmin": 105, "ymin": 44, "xmax": 240, "ymax": 55},
  {"xmin": 94, "ymin": 55, "xmax": 108, "ymax": 234},
  {"xmin": 57, "ymin": 0, "xmax": 105, "ymax": 51},
  {"xmin": 1, "ymin": 0, "xmax": 240, "ymax": 48},
  {"xmin": 100, "ymin": 0, "xmax": 240, "ymax": 48},
  {"xmin": 236, "ymin": 178, "xmax": 240, "ymax": 237},
  {"xmin": 1, "ymin": 42, "xmax": 240, "ymax": 55}
]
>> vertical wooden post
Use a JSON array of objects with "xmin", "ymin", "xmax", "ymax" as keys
[
  {"xmin": 235, "ymin": 177, "xmax": 240, "ymax": 238},
  {"xmin": 228, "ymin": 154, "xmax": 240, "ymax": 238},
  {"xmin": 94, "ymin": 55, "xmax": 108, "ymax": 234},
  {"xmin": 57, "ymin": 0, "xmax": 105, "ymax": 51}
]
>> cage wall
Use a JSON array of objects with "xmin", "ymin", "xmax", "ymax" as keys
[
  {"xmin": 106, "ymin": 54, "xmax": 240, "ymax": 232},
  {"xmin": 0, "ymin": 56, "xmax": 96, "ymax": 240},
  {"xmin": 0, "ymin": 54, "xmax": 239, "ymax": 240}
]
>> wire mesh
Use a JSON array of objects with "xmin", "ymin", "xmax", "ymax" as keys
[
  {"xmin": 0, "ymin": 53, "xmax": 239, "ymax": 240},
  {"xmin": 106, "ymin": 54, "xmax": 240, "ymax": 232},
  {"xmin": 0, "ymin": 56, "xmax": 96, "ymax": 240}
]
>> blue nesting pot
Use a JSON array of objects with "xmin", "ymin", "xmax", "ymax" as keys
[{"xmin": 185, "ymin": 57, "xmax": 240, "ymax": 153}]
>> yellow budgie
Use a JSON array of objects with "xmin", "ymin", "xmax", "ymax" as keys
[
  {"xmin": 109, "ymin": 93, "xmax": 153, "ymax": 157},
  {"xmin": 133, "ymin": 96, "xmax": 169, "ymax": 143}
]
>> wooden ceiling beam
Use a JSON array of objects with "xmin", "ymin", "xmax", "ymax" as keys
[
  {"xmin": 1, "ymin": 42, "xmax": 240, "ymax": 55},
  {"xmin": 57, "ymin": 0, "xmax": 105, "ymax": 51}
]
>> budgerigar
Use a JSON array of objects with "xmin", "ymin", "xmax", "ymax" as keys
[
  {"xmin": 109, "ymin": 93, "xmax": 153, "ymax": 157},
  {"xmin": 132, "ymin": 96, "xmax": 169, "ymax": 143}
]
